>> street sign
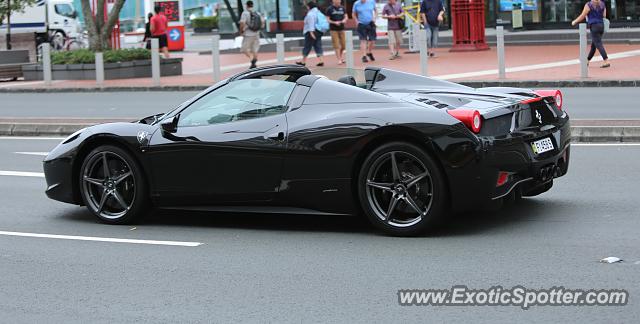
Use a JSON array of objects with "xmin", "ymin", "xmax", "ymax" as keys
[{"xmin": 169, "ymin": 28, "xmax": 181, "ymax": 41}]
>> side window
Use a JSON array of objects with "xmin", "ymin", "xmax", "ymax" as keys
[
  {"xmin": 54, "ymin": 4, "xmax": 75, "ymax": 18},
  {"xmin": 177, "ymin": 79, "xmax": 295, "ymax": 127}
]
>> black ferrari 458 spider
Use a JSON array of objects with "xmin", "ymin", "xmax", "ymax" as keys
[{"xmin": 44, "ymin": 65, "xmax": 571, "ymax": 236}]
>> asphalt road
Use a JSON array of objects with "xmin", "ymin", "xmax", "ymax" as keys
[
  {"xmin": 0, "ymin": 138, "xmax": 638, "ymax": 322},
  {"xmin": 0, "ymin": 88, "xmax": 638, "ymax": 120}
]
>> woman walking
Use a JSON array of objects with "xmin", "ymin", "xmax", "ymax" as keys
[
  {"xmin": 296, "ymin": 1, "xmax": 325, "ymax": 67},
  {"xmin": 572, "ymin": 0, "xmax": 610, "ymax": 68}
]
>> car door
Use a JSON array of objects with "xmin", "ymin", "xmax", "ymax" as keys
[{"xmin": 146, "ymin": 78, "xmax": 295, "ymax": 206}]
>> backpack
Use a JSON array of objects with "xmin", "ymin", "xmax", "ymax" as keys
[
  {"xmin": 315, "ymin": 10, "xmax": 330, "ymax": 33},
  {"xmin": 248, "ymin": 11, "xmax": 262, "ymax": 31}
]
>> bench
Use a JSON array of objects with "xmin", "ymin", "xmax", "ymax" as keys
[{"xmin": 0, "ymin": 50, "xmax": 31, "ymax": 80}]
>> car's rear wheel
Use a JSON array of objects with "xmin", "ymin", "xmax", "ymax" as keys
[
  {"xmin": 79, "ymin": 145, "xmax": 148, "ymax": 224},
  {"xmin": 358, "ymin": 142, "xmax": 447, "ymax": 236}
]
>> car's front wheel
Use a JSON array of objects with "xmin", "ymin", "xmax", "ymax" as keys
[
  {"xmin": 79, "ymin": 145, "xmax": 148, "ymax": 224},
  {"xmin": 358, "ymin": 142, "xmax": 448, "ymax": 236}
]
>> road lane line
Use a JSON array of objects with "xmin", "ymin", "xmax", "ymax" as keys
[
  {"xmin": 0, "ymin": 171, "xmax": 45, "ymax": 177},
  {"xmin": 0, "ymin": 230, "xmax": 203, "ymax": 247},
  {"xmin": 14, "ymin": 152, "xmax": 49, "ymax": 156},
  {"xmin": 573, "ymin": 143, "xmax": 640, "ymax": 146},
  {"xmin": 0, "ymin": 136, "xmax": 64, "ymax": 140}
]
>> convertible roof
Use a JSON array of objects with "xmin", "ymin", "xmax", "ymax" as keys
[{"xmin": 229, "ymin": 65, "xmax": 311, "ymax": 82}]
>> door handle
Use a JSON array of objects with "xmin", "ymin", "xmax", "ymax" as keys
[{"xmin": 266, "ymin": 132, "xmax": 285, "ymax": 141}]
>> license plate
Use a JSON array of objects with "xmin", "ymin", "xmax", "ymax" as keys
[{"xmin": 531, "ymin": 137, "xmax": 554, "ymax": 154}]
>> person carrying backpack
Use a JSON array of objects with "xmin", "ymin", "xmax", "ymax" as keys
[
  {"xmin": 296, "ymin": 1, "xmax": 326, "ymax": 67},
  {"xmin": 239, "ymin": 1, "xmax": 263, "ymax": 69}
]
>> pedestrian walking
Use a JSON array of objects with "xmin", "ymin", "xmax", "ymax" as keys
[
  {"xmin": 326, "ymin": 0, "xmax": 348, "ymax": 64},
  {"xmin": 352, "ymin": 0, "xmax": 377, "ymax": 63},
  {"xmin": 143, "ymin": 13, "xmax": 154, "ymax": 49},
  {"xmin": 239, "ymin": 1, "xmax": 263, "ymax": 69},
  {"xmin": 150, "ymin": 6, "xmax": 170, "ymax": 58},
  {"xmin": 382, "ymin": 0, "xmax": 404, "ymax": 60},
  {"xmin": 420, "ymin": 0, "xmax": 444, "ymax": 57},
  {"xmin": 296, "ymin": 1, "xmax": 326, "ymax": 67},
  {"xmin": 572, "ymin": 0, "xmax": 610, "ymax": 68}
]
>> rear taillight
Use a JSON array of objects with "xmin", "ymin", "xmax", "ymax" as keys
[
  {"xmin": 447, "ymin": 109, "xmax": 482, "ymax": 134},
  {"xmin": 534, "ymin": 89, "xmax": 563, "ymax": 110},
  {"xmin": 496, "ymin": 171, "xmax": 510, "ymax": 187}
]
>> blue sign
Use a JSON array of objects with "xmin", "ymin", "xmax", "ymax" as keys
[
  {"xmin": 499, "ymin": 0, "xmax": 538, "ymax": 11},
  {"xmin": 169, "ymin": 28, "xmax": 181, "ymax": 41}
]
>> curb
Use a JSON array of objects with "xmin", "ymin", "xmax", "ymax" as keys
[
  {"xmin": 2, "ymin": 123, "xmax": 639, "ymax": 142},
  {"xmin": 1, "ymin": 80, "xmax": 639, "ymax": 93}
]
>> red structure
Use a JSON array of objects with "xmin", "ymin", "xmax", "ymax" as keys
[{"xmin": 450, "ymin": 0, "xmax": 489, "ymax": 52}]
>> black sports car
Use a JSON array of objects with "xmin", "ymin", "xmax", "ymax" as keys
[{"xmin": 44, "ymin": 65, "xmax": 570, "ymax": 236}]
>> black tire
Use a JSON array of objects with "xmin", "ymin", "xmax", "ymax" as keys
[
  {"xmin": 358, "ymin": 142, "xmax": 448, "ymax": 236},
  {"xmin": 78, "ymin": 145, "xmax": 148, "ymax": 224}
]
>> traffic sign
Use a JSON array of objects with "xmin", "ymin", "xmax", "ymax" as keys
[{"xmin": 169, "ymin": 28, "xmax": 181, "ymax": 41}]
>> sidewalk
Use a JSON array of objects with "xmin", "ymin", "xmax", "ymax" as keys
[{"xmin": 0, "ymin": 43, "xmax": 639, "ymax": 91}]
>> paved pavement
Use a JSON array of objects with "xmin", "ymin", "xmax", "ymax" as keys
[
  {"xmin": 1, "ymin": 43, "xmax": 639, "ymax": 91},
  {"xmin": 0, "ymin": 138, "xmax": 638, "ymax": 322}
]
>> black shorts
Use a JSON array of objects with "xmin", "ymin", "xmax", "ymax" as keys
[
  {"xmin": 153, "ymin": 34, "xmax": 168, "ymax": 48},
  {"xmin": 356, "ymin": 23, "xmax": 377, "ymax": 41}
]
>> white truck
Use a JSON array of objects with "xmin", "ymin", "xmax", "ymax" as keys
[{"xmin": 1, "ymin": 0, "xmax": 80, "ymax": 49}]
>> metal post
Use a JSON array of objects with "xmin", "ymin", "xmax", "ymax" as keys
[
  {"xmin": 42, "ymin": 43, "xmax": 52, "ymax": 86},
  {"xmin": 6, "ymin": 0, "xmax": 12, "ymax": 50},
  {"xmin": 151, "ymin": 38, "xmax": 160, "ymax": 86},
  {"xmin": 212, "ymin": 35, "xmax": 221, "ymax": 82},
  {"xmin": 345, "ymin": 30, "xmax": 354, "ymax": 71},
  {"xmin": 496, "ymin": 26, "xmax": 506, "ymax": 79},
  {"xmin": 579, "ymin": 23, "xmax": 588, "ymax": 79},
  {"xmin": 95, "ymin": 52, "xmax": 104, "ymax": 86},
  {"xmin": 276, "ymin": 33, "xmax": 285, "ymax": 64},
  {"xmin": 419, "ymin": 29, "xmax": 428, "ymax": 76}
]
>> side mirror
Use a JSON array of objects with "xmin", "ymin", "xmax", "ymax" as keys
[
  {"xmin": 160, "ymin": 115, "xmax": 179, "ymax": 133},
  {"xmin": 70, "ymin": 11, "xmax": 78, "ymax": 19}
]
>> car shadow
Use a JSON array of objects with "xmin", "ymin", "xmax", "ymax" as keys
[{"xmin": 56, "ymin": 197, "xmax": 571, "ymax": 236}]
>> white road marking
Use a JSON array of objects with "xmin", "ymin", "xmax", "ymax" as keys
[
  {"xmin": 0, "ymin": 136, "xmax": 64, "ymax": 140},
  {"xmin": 0, "ymin": 80, "xmax": 63, "ymax": 88},
  {"xmin": 0, "ymin": 230, "xmax": 203, "ymax": 247},
  {"xmin": 14, "ymin": 151, "xmax": 49, "ymax": 156},
  {"xmin": 437, "ymin": 49, "xmax": 640, "ymax": 80},
  {"xmin": 186, "ymin": 51, "xmax": 337, "ymax": 75},
  {"xmin": 573, "ymin": 143, "xmax": 640, "ymax": 146},
  {"xmin": 0, "ymin": 171, "xmax": 45, "ymax": 177}
]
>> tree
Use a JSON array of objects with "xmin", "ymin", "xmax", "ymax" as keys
[
  {"xmin": 79, "ymin": 0, "xmax": 126, "ymax": 51},
  {"xmin": 0, "ymin": 0, "xmax": 37, "ymax": 25},
  {"xmin": 1, "ymin": 0, "xmax": 37, "ymax": 49}
]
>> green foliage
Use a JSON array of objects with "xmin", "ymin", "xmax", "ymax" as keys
[
  {"xmin": 191, "ymin": 16, "xmax": 218, "ymax": 29},
  {"xmin": 51, "ymin": 48, "xmax": 151, "ymax": 64}
]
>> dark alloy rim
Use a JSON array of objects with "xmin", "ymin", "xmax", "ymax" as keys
[
  {"xmin": 365, "ymin": 151, "xmax": 434, "ymax": 228},
  {"xmin": 81, "ymin": 151, "xmax": 136, "ymax": 219}
]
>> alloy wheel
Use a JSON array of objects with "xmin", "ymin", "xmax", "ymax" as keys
[
  {"xmin": 81, "ymin": 151, "xmax": 136, "ymax": 220},
  {"xmin": 365, "ymin": 151, "xmax": 434, "ymax": 228}
]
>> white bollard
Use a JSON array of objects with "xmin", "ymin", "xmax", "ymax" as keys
[
  {"xmin": 42, "ymin": 43, "xmax": 52, "ymax": 86},
  {"xmin": 345, "ymin": 30, "xmax": 354, "ymax": 70},
  {"xmin": 419, "ymin": 29, "xmax": 428, "ymax": 76},
  {"xmin": 95, "ymin": 52, "xmax": 104, "ymax": 86},
  {"xmin": 276, "ymin": 33, "xmax": 285, "ymax": 64},
  {"xmin": 212, "ymin": 34, "xmax": 221, "ymax": 82},
  {"xmin": 579, "ymin": 23, "xmax": 588, "ymax": 79},
  {"xmin": 151, "ymin": 38, "xmax": 160, "ymax": 86},
  {"xmin": 496, "ymin": 26, "xmax": 506, "ymax": 79}
]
